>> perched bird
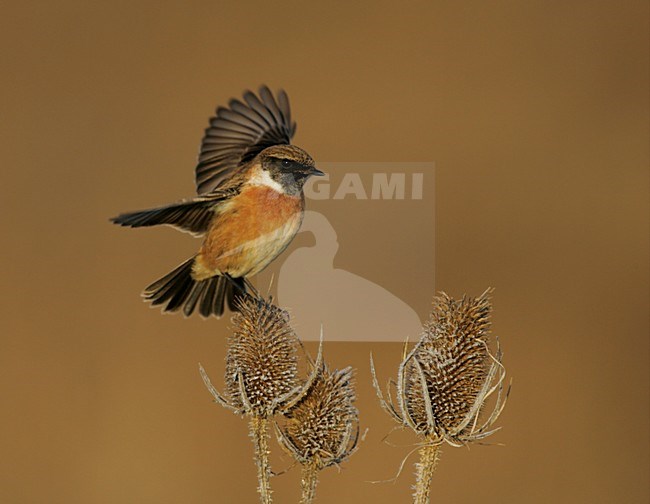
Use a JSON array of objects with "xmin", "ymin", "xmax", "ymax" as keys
[{"xmin": 111, "ymin": 86, "xmax": 323, "ymax": 318}]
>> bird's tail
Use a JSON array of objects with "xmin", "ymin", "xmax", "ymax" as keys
[{"xmin": 142, "ymin": 257, "xmax": 246, "ymax": 318}]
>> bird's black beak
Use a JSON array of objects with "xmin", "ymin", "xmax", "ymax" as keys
[{"xmin": 307, "ymin": 166, "xmax": 325, "ymax": 176}]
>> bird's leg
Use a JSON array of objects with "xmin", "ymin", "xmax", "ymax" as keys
[
  {"xmin": 223, "ymin": 275, "xmax": 248, "ymax": 309},
  {"xmin": 243, "ymin": 277, "xmax": 262, "ymax": 300},
  {"xmin": 224, "ymin": 274, "xmax": 246, "ymax": 296},
  {"xmin": 223, "ymin": 274, "xmax": 262, "ymax": 304}
]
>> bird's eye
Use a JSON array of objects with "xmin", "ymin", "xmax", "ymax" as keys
[{"xmin": 281, "ymin": 159, "xmax": 292, "ymax": 168}]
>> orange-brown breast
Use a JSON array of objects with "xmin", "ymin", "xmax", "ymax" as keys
[{"xmin": 192, "ymin": 185, "xmax": 304, "ymax": 279}]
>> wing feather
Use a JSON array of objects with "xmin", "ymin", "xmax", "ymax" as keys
[
  {"xmin": 195, "ymin": 86, "xmax": 296, "ymax": 194},
  {"xmin": 110, "ymin": 191, "xmax": 234, "ymax": 236}
]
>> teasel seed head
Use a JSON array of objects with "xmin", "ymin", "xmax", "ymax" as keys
[
  {"xmin": 277, "ymin": 365, "xmax": 359, "ymax": 469},
  {"xmin": 199, "ymin": 296, "xmax": 323, "ymax": 419},
  {"xmin": 371, "ymin": 288, "xmax": 510, "ymax": 447},
  {"xmin": 405, "ymin": 290, "xmax": 491, "ymax": 436},
  {"xmin": 223, "ymin": 296, "xmax": 300, "ymax": 416}
]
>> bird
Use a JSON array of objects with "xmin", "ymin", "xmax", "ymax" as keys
[{"xmin": 111, "ymin": 86, "xmax": 323, "ymax": 318}]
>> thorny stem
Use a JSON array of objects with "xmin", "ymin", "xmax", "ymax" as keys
[
  {"xmin": 299, "ymin": 461, "xmax": 319, "ymax": 504},
  {"xmin": 413, "ymin": 442, "xmax": 441, "ymax": 504},
  {"xmin": 250, "ymin": 416, "xmax": 273, "ymax": 504}
]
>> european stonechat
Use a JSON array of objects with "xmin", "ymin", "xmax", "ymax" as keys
[{"xmin": 111, "ymin": 86, "xmax": 323, "ymax": 318}]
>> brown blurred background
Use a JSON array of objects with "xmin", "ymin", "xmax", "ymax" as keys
[{"xmin": 1, "ymin": 1, "xmax": 648, "ymax": 503}]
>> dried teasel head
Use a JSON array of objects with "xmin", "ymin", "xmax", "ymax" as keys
[
  {"xmin": 225, "ymin": 296, "xmax": 299, "ymax": 415},
  {"xmin": 277, "ymin": 365, "xmax": 359, "ymax": 469},
  {"xmin": 405, "ymin": 290, "xmax": 492, "ymax": 437},
  {"xmin": 200, "ymin": 296, "xmax": 322, "ymax": 418},
  {"xmin": 371, "ymin": 288, "xmax": 509, "ymax": 446}
]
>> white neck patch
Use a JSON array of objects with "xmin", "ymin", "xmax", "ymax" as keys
[{"xmin": 249, "ymin": 168, "xmax": 285, "ymax": 193}]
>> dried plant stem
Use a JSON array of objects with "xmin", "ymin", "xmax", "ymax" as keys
[
  {"xmin": 413, "ymin": 442, "xmax": 440, "ymax": 504},
  {"xmin": 250, "ymin": 416, "xmax": 273, "ymax": 504},
  {"xmin": 299, "ymin": 461, "xmax": 319, "ymax": 504}
]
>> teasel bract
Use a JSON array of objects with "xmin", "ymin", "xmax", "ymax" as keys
[
  {"xmin": 276, "ymin": 365, "xmax": 359, "ymax": 504},
  {"xmin": 370, "ymin": 288, "xmax": 510, "ymax": 504},
  {"xmin": 199, "ymin": 296, "xmax": 322, "ymax": 504}
]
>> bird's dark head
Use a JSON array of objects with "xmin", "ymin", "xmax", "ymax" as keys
[{"xmin": 254, "ymin": 145, "xmax": 324, "ymax": 195}]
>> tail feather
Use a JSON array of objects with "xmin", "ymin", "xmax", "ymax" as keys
[
  {"xmin": 182, "ymin": 281, "xmax": 207, "ymax": 317},
  {"xmin": 199, "ymin": 277, "xmax": 220, "ymax": 318},
  {"xmin": 142, "ymin": 257, "xmax": 245, "ymax": 318},
  {"xmin": 165, "ymin": 273, "xmax": 195, "ymax": 312},
  {"xmin": 145, "ymin": 262, "xmax": 187, "ymax": 295},
  {"xmin": 227, "ymin": 278, "xmax": 245, "ymax": 311},
  {"xmin": 213, "ymin": 277, "xmax": 227, "ymax": 316},
  {"xmin": 144, "ymin": 260, "xmax": 194, "ymax": 305}
]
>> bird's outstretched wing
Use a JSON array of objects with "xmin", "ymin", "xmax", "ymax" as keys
[
  {"xmin": 110, "ymin": 190, "xmax": 235, "ymax": 236},
  {"xmin": 195, "ymin": 85, "xmax": 297, "ymax": 195}
]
